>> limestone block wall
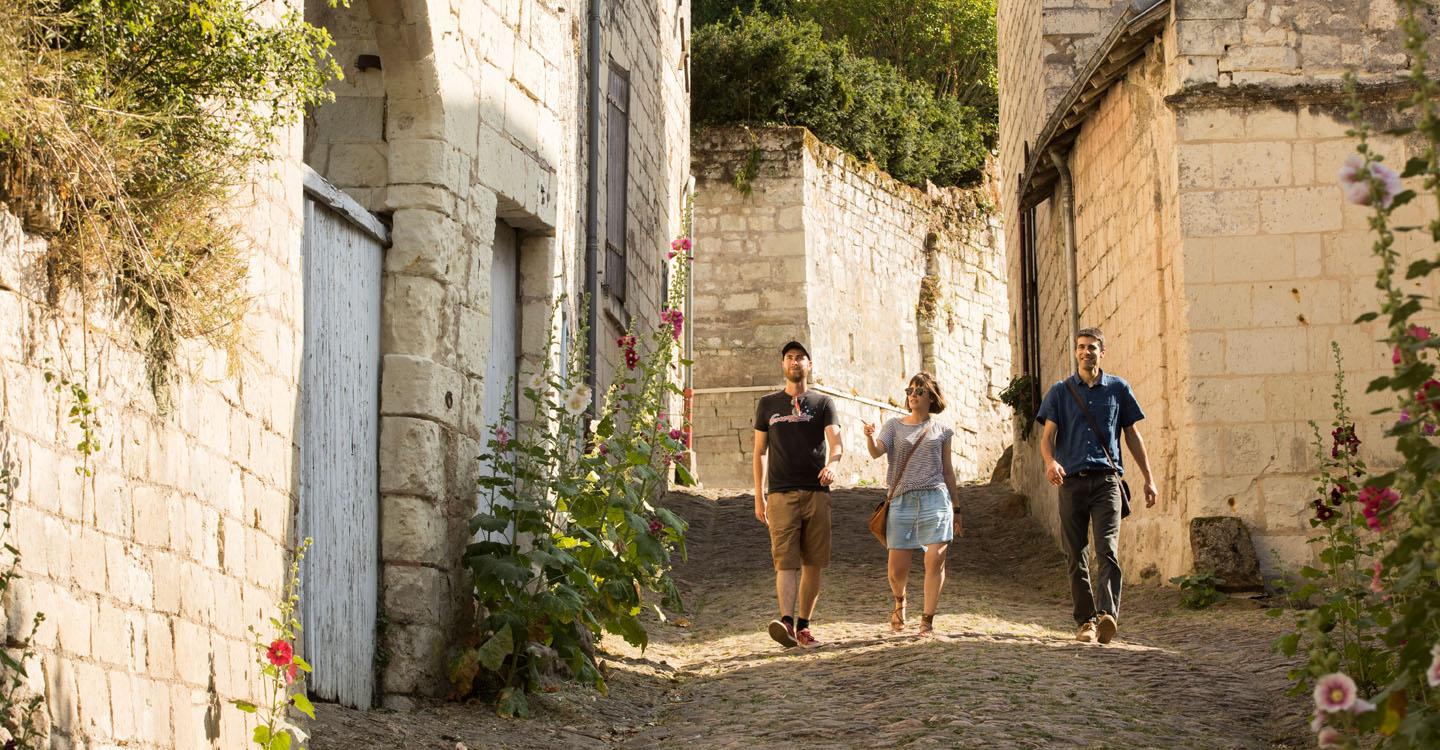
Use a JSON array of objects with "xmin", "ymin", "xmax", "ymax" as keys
[
  {"xmin": 1169, "ymin": 99, "xmax": 1440, "ymax": 575},
  {"xmin": 0, "ymin": 159, "xmax": 303, "ymax": 746},
  {"xmin": 304, "ymin": 0, "xmax": 692, "ymax": 699},
  {"xmin": 690, "ymin": 127, "xmax": 1011, "ymax": 488},
  {"xmin": 1169, "ymin": 0, "xmax": 1436, "ymax": 89}
]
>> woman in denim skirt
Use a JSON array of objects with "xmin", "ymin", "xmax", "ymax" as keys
[{"xmin": 862, "ymin": 372, "xmax": 963, "ymax": 636}]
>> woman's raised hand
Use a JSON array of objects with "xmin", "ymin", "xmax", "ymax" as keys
[{"xmin": 862, "ymin": 420, "xmax": 877, "ymax": 438}]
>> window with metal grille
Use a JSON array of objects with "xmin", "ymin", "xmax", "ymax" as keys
[{"xmin": 605, "ymin": 65, "xmax": 630, "ymax": 303}]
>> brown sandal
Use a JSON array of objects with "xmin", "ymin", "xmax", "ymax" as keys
[
  {"xmin": 919, "ymin": 613, "xmax": 935, "ymax": 637},
  {"xmin": 890, "ymin": 596, "xmax": 906, "ymax": 632}
]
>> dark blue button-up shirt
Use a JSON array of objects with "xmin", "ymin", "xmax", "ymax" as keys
[{"xmin": 1035, "ymin": 372, "xmax": 1145, "ymax": 476}]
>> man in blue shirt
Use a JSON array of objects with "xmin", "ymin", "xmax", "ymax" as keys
[{"xmin": 1035, "ymin": 327, "xmax": 1158, "ymax": 645}]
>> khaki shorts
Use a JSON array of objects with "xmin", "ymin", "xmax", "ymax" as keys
[{"xmin": 766, "ymin": 490, "xmax": 831, "ymax": 570}]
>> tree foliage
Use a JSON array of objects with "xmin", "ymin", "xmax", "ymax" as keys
[{"xmin": 692, "ymin": 11, "xmax": 991, "ymax": 187}]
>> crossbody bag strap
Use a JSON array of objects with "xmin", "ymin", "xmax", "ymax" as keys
[
  {"xmin": 887, "ymin": 422, "xmax": 933, "ymax": 500},
  {"xmin": 1064, "ymin": 380, "xmax": 1120, "ymax": 472}
]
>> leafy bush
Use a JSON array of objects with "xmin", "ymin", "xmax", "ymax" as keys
[
  {"xmin": 449, "ymin": 241, "xmax": 694, "ymax": 717},
  {"xmin": 692, "ymin": 12, "xmax": 991, "ymax": 188},
  {"xmin": 1170, "ymin": 571, "xmax": 1226, "ymax": 610},
  {"xmin": 999, "ymin": 374, "xmax": 1037, "ymax": 440},
  {"xmin": 0, "ymin": 0, "xmax": 339, "ymax": 396}
]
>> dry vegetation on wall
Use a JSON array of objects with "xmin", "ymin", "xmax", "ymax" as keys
[{"xmin": 0, "ymin": 0, "xmax": 339, "ymax": 398}]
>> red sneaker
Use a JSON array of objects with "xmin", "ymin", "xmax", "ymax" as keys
[
  {"xmin": 768, "ymin": 619, "xmax": 797, "ymax": 648},
  {"xmin": 795, "ymin": 627, "xmax": 821, "ymax": 648}
]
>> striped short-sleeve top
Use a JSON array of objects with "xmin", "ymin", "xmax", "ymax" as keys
[{"xmin": 878, "ymin": 418, "xmax": 954, "ymax": 497}]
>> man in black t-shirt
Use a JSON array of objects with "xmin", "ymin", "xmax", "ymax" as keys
[{"xmin": 753, "ymin": 341, "xmax": 843, "ymax": 649}]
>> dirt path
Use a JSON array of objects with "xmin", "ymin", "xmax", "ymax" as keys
[{"xmin": 312, "ymin": 483, "xmax": 1312, "ymax": 749}]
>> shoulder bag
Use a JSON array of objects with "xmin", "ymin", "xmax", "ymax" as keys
[
  {"xmin": 1063, "ymin": 381, "xmax": 1132, "ymax": 519},
  {"xmin": 868, "ymin": 421, "xmax": 933, "ymax": 545}
]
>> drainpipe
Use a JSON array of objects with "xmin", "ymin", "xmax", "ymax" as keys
[
  {"xmin": 1048, "ymin": 147, "xmax": 1079, "ymax": 370},
  {"xmin": 584, "ymin": 0, "xmax": 602, "ymax": 412}
]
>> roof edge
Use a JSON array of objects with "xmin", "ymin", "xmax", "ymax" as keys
[{"xmin": 1017, "ymin": 0, "xmax": 1172, "ymax": 211}]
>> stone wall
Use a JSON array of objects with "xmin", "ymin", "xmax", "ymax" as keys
[
  {"xmin": 0, "ymin": 157, "xmax": 304, "ymax": 747},
  {"xmin": 303, "ymin": 0, "xmax": 692, "ymax": 699},
  {"xmin": 690, "ymin": 127, "xmax": 1010, "ymax": 489},
  {"xmin": 999, "ymin": 2, "xmax": 1440, "ymax": 582}
]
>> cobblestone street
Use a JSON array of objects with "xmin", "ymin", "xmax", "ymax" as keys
[{"xmin": 314, "ymin": 482, "xmax": 1313, "ymax": 749}]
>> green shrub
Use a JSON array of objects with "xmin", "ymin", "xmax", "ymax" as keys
[
  {"xmin": 692, "ymin": 12, "xmax": 991, "ymax": 187},
  {"xmin": 1169, "ymin": 571, "xmax": 1226, "ymax": 610}
]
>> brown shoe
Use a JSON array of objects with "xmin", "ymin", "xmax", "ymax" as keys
[
  {"xmin": 796, "ymin": 627, "xmax": 821, "ymax": 648},
  {"xmin": 768, "ymin": 619, "xmax": 797, "ymax": 648},
  {"xmin": 1075, "ymin": 620, "xmax": 1097, "ymax": 643},
  {"xmin": 1096, "ymin": 614, "xmax": 1117, "ymax": 644}
]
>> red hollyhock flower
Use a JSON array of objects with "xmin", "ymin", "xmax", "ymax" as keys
[{"xmin": 267, "ymin": 639, "xmax": 293, "ymax": 667}]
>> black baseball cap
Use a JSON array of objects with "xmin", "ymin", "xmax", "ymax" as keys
[{"xmin": 780, "ymin": 341, "xmax": 810, "ymax": 358}]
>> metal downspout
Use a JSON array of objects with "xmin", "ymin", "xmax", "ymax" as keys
[
  {"xmin": 585, "ymin": 0, "xmax": 602, "ymax": 411},
  {"xmin": 1048, "ymin": 147, "xmax": 1079, "ymax": 369}
]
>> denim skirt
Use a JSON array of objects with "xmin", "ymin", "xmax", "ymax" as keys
[{"xmin": 886, "ymin": 486, "xmax": 954, "ymax": 550}]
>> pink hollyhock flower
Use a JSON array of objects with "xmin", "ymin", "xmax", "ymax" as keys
[
  {"xmin": 1393, "ymin": 345, "xmax": 1403, "ymax": 364},
  {"xmin": 1409, "ymin": 325, "xmax": 1432, "ymax": 342},
  {"xmin": 660, "ymin": 308, "xmax": 684, "ymax": 341},
  {"xmin": 1370, "ymin": 560, "xmax": 1384, "ymax": 594},
  {"xmin": 617, "ymin": 335, "xmax": 639, "ymax": 370},
  {"xmin": 669, "ymin": 427, "xmax": 683, "ymax": 442},
  {"xmin": 1339, "ymin": 154, "xmax": 1403, "ymax": 208},
  {"xmin": 1317, "ymin": 726, "xmax": 1343, "ymax": 748},
  {"xmin": 1417, "ymin": 379, "xmax": 1440, "ymax": 412},
  {"xmin": 1310, "ymin": 710, "xmax": 1326, "ymax": 733},
  {"xmin": 1314, "ymin": 672, "xmax": 1357, "ymax": 713},
  {"xmin": 1427, "ymin": 422, "xmax": 1438, "ymax": 437},
  {"xmin": 494, "ymin": 425, "xmax": 511, "ymax": 450},
  {"xmin": 1358, "ymin": 486, "xmax": 1400, "ymax": 530},
  {"xmin": 668, "ymin": 237, "xmax": 692, "ymax": 260},
  {"xmin": 267, "ymin": 639, "xmax": 293, "ymax": 667},
  {"xmin": 285, "ymin": 662, "xmax": 299, "ymax": 684},
  {"xmin": 1398, "ymin": 409, "xmax": 1412, "ymax": 425},
  {"xmin": 647, "ymin": 517, "xmax": 664, "ymax": 537}
]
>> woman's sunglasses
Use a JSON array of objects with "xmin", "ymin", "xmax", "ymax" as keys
[{"xmin": 905, "ymin": 386, "xmax": 929, "ymax": 397}]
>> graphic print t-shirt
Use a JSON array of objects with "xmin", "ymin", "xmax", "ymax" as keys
[{"xmin": 754, "ymin": 390, "xmax": 838, "ymax": 493}]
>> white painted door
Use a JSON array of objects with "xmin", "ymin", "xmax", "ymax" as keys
[
  {"xmin": 478, "ymin": 222, "xmax": 519, "ymax": 540},
  {"xmin": 298, "ymin": 171, "xmax": 385, "ymax": 710}
]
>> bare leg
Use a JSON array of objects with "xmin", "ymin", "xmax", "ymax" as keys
[
  {"xmin": 922, "ymin": 542, "xmax": 949, "ymax": 620},
  {"xmin": 776, "ymin": 568, "xmax": 799, "ymax": 618},
  {"xmin": 797, "ymin": 564, "xmax": 823, "ymax": 619},
  {"xmin": 887, "ymin": 550, "xmax": 911, "ymax": 629}
]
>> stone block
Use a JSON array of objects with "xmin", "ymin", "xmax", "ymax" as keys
[
  {"xmin": 381, "ymin": 355, "xmax": 464, "ymax": 429},
  {"xmin": 1179, "ymin": 190, "xmax": 1260, "ymax": 236},
  {"xmin": 379, "ymin": 623, "xmax": 446, "ymax": 696},
  {"xmin": 1224, "ymin": 327, "xmax": 1308, "ymax": 374},
  {"xmin": 1211, "ymin": 141, "xmax": 1292, "ymax": 188},
  {"xmin": 1259, "ymin": 187, "xmax": 1342, "ymax": 234},
  {"xmin": 1189, "ymin": 516, "xmax": 1263, "ymax": 591},
  {"xmin": 327, "ymin": 143, "xmax": 389, "ymax": 188},
  {"xmin": 147, "ymin": 614, "xmax": 175, "ymax": 679},
  {"xmin": 382, "ymin": 274, "xmax": 452, "ymax": 361},
  {"xmin": 381, "ymin": 495, "xmax": 447, "ymax": 565},
  {"xmin": 74, "ymin": 661, "xmax": 113, "ymax": 738},
  {"xmin": 387, "ymin": 208, "xmax": 463, "ymax": 282},
  {"xmin": 379, "ymin": 417, "xmax": 445, "ymax": 499}
]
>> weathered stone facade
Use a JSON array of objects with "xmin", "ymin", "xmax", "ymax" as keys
[
  {"xmin": 0, "ymin": 0, "xmax": 691, "ymax": 743},
  {"xmin": 998, "ymin": 0, "xmax": 1440, "ymax": 582},
  {"xmin": 303, "ymin": 0, "xmax": 692, "ymax": 702},
  {"xmin": 0, "ymin": 150, "xmax": 305, "ymax": 748},
  {"xmin": 690, "ymin": 127, "xmax": 1011, "ymax": 488}
]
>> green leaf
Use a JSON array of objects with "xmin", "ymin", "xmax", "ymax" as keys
[
  {"xmin": 496, "ymin": 686, "xmax": 530, "ymax": 717},
  {"xmin": 291, "ymin": 692, "xmax": 316, "ymax": 720},
  {"xmin": 674, "ymin": 461, "xmax": 697, "ymax": 486},
  {"xmin": 1277, "ymin": 632, "xmax": 1301, "ymax": 656},
  {"xmin": 1390, "ymin": 189, "xmax": 1416, "ymax": 209},
  {"xmin": 448, "ymin": 648, "xmax": 480, "ymax": 690},
  {"xmin": 1353, "ymin": 311, "xmax": 1380, "ymax": 324},
  {"xmin": 1401, "ymin": 156, "xmax": 1428, "ymax": 178},
  {"xmin": 253, "ymin": 726, "xmax": 272, "ymax": 745},
  {"xmin": 469, "ymin": 512, "xmax": 510, "ymax": 534},
  {"xmin": 476, "ymin": 624, "xmax": 515, "ymax": 672},
  {"xmin": 269, "ymin": 730, "xmax": 292, "ymax": 750},
  {"xmin": 232, "ymin": 700, "xmax": 258, "ymax": 713}
]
